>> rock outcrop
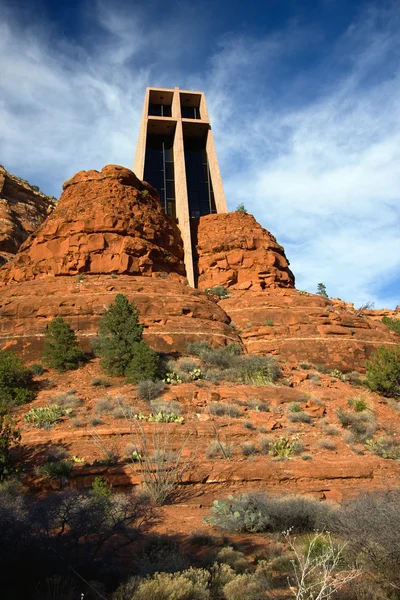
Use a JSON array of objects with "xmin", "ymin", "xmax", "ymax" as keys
[
  {"xmin": 0, "ymin": 166, "xmax": 240, "ymax": 357},
  {"xmin": 0, "ymin": 165, "xmax": 56, "ymax": 265},
  {"xmin": 1, "ymin": 165, "xmax": 185, "ymax": 283},
  {"xmin": 219, "ymin": 289, "xmax": 399, "ymax": 370},
  {"xmin": 195, "ymin": 213, "xmax": 295, "ymax": 291}
]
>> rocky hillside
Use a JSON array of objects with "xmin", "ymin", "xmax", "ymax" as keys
[
  {"xmin": 0, "ymin": 165, "xmax": 56, "ymax": 265},
  {"xmin": 0, "ymin": 164, "xmax": 398, "ymax": 369}
]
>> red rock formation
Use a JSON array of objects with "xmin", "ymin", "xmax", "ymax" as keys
[
  {"xmin": 1, "ymin": 165, "xmax": 185, "ymax": 283},
  {"xmin": 0, "ymin": 165, "xmax": 56, "ymax": 264},
  {"xmin": 195, "ymin": 213, "xmax": 295, "ymax": 291},
  {"xmin": 0, "ymin": 165, "xmax": 240, "ymax": 357},
  {"xmin": 219, "ymin": 288, "xmax": 400, "ymax": 370}
]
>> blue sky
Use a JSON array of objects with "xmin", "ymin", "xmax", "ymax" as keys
[{"xmin": 1, "ymin": 0, "xmax": 400, "ymax": 309}]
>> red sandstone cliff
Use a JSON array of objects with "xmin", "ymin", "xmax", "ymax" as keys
[{"xmin": 0, "ymin": 165, "xmax": 56, "ymax": 265}]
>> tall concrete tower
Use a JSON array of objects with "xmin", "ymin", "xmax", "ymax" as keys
[{"xmin": 134, "ymin": 87, "xmax": 227, "ymax": 286}]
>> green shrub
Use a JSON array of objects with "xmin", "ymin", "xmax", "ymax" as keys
[
  {"xmin": 0, "ymin": 350, "xmax": 35, "ymax": 413},
  {"xmin": 247, "ymin": 398, "xmax": 270, "ymax": 412},
  {"xmin": 42, "ymin": 317, "xmax": 84, "ymax": 372},
  {"xmin": 382, "ymin": 316, "xmax": 400, "ymax": 335},
  {"xmin": 127, "ymin": 569, "xmax": 210, "ymax": 600},
  {"xmin": 125, "ymin": 342, "xmax": 159, "ymax": 384},
  {"xmin": 29, "ymin": 363, "xmax": 45, "ymax": 376},
  {"xmin": 365, "ymin": 345, "xmax": 400, "ymax": 398},
  {"xmin": 365, "ymin": 435, "xmax": 399, "ymax": 459},
  {"xmin": 186, "ymin": 341, "xmax": 212, "ymax": 356},
  {"xmin": 206, "ymin": 492, "xmax": 330, "ymax": 533},
  {"xmin": 137, "ymin": 380, "xmax": 165, "ymax": 402},
  {"xmin": 24, "ymin": 405, "xmax": 66, "ymax": 427},
  {"xmin": 0, "ymin": 415, "xmax": 20, "ymax": 481},
  {"xmin": 235, "ymin": 203, "xmax": 248, "ymax": 214},
  {"xmin": 288, "ymin": 402, "xmax": 303, "ymax": 413},
  {"xmin": 234, "ymin": 355, "xmax": 280, "ymax": 385},
  {"xmin": 37, "ymin": 459, "xmax": 73, "ymax": 485},
  {"xmin": 348, "ymin": 395, "xmax": 369, "ymax": 412},
  {"xmin": 204, "ymin": 285, "xmax": 229, "ymax": 298},
  {"xmin": 264, "ymin": 319, "xmax": 273, "ymax": 326}
]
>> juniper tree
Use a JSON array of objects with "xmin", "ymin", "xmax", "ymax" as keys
[
  {"xmin": 94, "ymin": 294, "xmax": 159, "ymax": 380},
  {"xmin": 0, "ymin": 350, "xmax": 35, "ymax": 413},
  {"xmin": 42, "ymin": 317, "xmax": 84, "ymax": 372}
]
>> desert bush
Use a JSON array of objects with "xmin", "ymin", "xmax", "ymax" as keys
[
  {"xmin": 89, "ymin": 417, "xmax": 103, "ymax": 426},
  {"xmin": 204, "ymin": 285, "xmax": 229, "ymax": 298},
  {"xmin": 337, "ymin": 408, "xmax": 377, "ymax": 442},
  {"xmin": 288, "ymin": 411, "xmax": 313, "ymax": 424},
  {"xmin": 200, "ymin": 347, "xmax": 237, "ymax": 370},
  {"xmin": 234, "ymin": 355, "xmax": 280, "ymax": 385},
  {"xmin": 247, "ymin": 398, "xmax": 270, "ymax": 412},
  {"xmin": 0, "ymin": 415, "xmax": 20, "ymax": 481},
  {"xmin": 123, "ymin": 569, "xmax": 210, "ymax": 600},
  {"xmin": 37, "ymin": 459, "xmax": 73, "ymax": 486},
  {"xmin": 207, "ymin": 492, "xmax": 331, "ymax": 533},
  {"xmin": 331, "ymin": 490, "xmax": 400, "ymax": 590},
  {"xmin": 322, "ymin": 424, "xmax": 340, "ymax": 436},
  {"xmin": 319, "ymin": 438, "xmax": 337, "ymax": 451},
  {"xmin": 365, "ymin": 345, "xmax": 400, "ymax": 398},
  {"xmin": 137, "ymin": 379, "xmax": 165, "ymax": 402},
  {"xmin": 240, "ymin": 442, "xmax": 258, "ymax": 457},
  {"xmin": 382, "ymin": 315, "xmax": 400, "ymax": 334},
  {"xmin": 348, "ymin": 394, "xmax": 369, "ymax": 412},
  {"xmin": 95, "ymin": 396, "xmax": 115, "ymax": 414},
  {"xmin": 125, "ymin": 421, "xmax": 192, "ymax": 504},
  {"xmin": 258, "ymin": 434, "xmax": 274, "ymax": 454},
  {"xmin": 243, "ymin": 421, "xmax": 256, "ymax": 430},
  {"xmin": 206, "ymin": 440, "xmax": 232, "ymax": 460},
  {"xmin": 91, "ymin": 377, "xmax": 112, "ymax": 387},
  {"xmin": 29, "ymin": 363, "xmax": 45, "ymax": 376},
  {"xmin": 72, "ymin": 417, "xmax": 85, "ymax": 428},
  {"xmin": 0, "ymin": 350, "xmax": 35, "ymax": 413},
  {"xmin": 24, "ymin": 405, "xmax": 66, "ymax": 427},
  {"xmin": 42, "ymin": 317, "xmax": 84, "ymax": 372},
  {"xmin": 150, "ymin": 399, "xmax": 182, "ymax": 416},
  {"xmin": 365, "ymin": 435, "xmax": 399, "ymax": 459},
  {"xmin": 186, "ymin": 341, "xmax": 212, "ymax": 356},
  {"xmin": 235, "ymin": 202, "xmax": 248, "ymax": 214},
  {"xmin": 209, "ymin": 402, "xmax": 241, "ymax": 418},
  {"xmin": 50, "ymin": 391, "xmax": 82, "ymax": 409}
]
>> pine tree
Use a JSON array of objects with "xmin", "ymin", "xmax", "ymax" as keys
[
  {"xmin": 316, "ymin": 282, "xmax": 329, "ymax": 299},
  {"xmin": 94, "ymin": 294, "xmax": 152, "ymax": 376},
  {"xmin": 42, "ymin": 317, "xmax": 84, "ymax": 371}
]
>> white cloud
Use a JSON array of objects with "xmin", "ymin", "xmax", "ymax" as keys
[{"xmin": 0, "ymin": 1, "xmax": 399, "ymax": 308}]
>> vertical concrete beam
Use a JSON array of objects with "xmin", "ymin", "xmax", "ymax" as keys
[
  {"xmin": 133, "ymin": 89, "xmax": 150, "ymax": 179},
  {"xmin": 173, "ymin": 109, "xmax": 195, "ymax": 286},
  {"xmin": 206, "ymin": 128, "xmax": 228, "ymax": 213}
]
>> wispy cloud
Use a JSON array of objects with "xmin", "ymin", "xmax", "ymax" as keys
[{"xmin": 0, "ymin": 1, "xmax": 399, "ymax": 307}]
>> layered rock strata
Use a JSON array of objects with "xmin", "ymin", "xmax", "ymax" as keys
[
  {"xmin": 0, "ymin": 165, "xmax": 56, "ymax": 264},
  {"xmin": 219, "ymin": 289, "xmax": 399, "ymax": 370},
  {"xmin": 1, "ymin": 165, "xmax": 185, "ymax": 283},
  {"xmin": 195, "ymin": 213, "xmax": 295, "ymax": 291}
]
